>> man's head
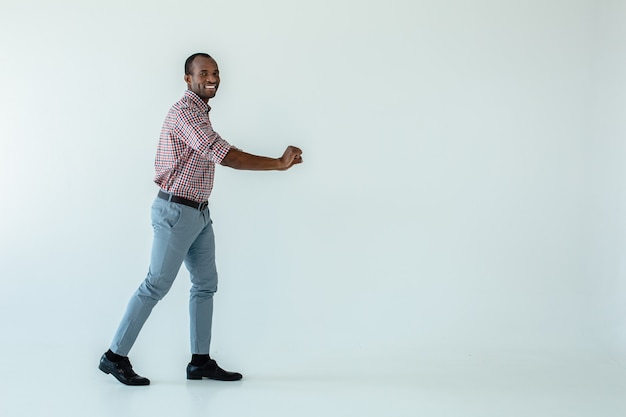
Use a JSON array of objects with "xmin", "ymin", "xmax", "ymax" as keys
[{"xmin": 184, "ymin": 53, "xmax": 220, "ymax": 103}]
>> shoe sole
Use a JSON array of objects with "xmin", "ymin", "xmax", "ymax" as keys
[{"xmin": 187, "ymin": 374, "xmax": 242, "ymax": 381}]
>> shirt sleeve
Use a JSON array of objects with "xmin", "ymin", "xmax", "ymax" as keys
[{"xmin": 176, "ymin": 110, "xmax": 231, "ymax": 164}]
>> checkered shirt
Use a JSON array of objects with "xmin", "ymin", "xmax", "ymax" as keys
[{"xmin": 154, "ymin": 90, "xmax": 231, "ymax": 202}]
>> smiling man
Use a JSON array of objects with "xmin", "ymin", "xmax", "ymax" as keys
[{"xmin": 98, "ymin": 52, "xmax": 303, "ymax": 386}]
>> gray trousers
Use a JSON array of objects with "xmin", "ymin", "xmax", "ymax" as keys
[{"xmin": 110, "ymin": 195, "xmax": 218, "ymax": 356}]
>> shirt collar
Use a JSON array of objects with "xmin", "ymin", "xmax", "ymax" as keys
[{"xmin": 184, "ymin": 89, "xmax": 211, "ymax": 112}]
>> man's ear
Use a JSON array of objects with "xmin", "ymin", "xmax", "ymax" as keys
[{"xmin": 184, "ymin": 74, "xmax": 191, "ymax": 85}]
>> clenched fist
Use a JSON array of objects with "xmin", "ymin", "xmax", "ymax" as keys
[{"xmin": 278, "ymin": 146, "xmax": 303, "ymax": 170}]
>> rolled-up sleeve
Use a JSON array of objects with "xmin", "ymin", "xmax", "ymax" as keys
[{"xmin": 176, "ymin": 111, "xmax": 231, "ymax": 164}]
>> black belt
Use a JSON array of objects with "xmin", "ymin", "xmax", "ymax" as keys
[{"xmin": 158, "ymin": 190, "xmax": 208, "ymax": 211}]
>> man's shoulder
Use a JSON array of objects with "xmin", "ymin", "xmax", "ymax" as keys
[
  {"xmin": 174, "ymin": 92, "xmax": 209, "ymax": 114},
  {"xmin": 167, "ymin": 94, "xmax": 196, "ymax": 117},
  {"xmin": 165, "ymin": 102, "xmax": 207, "ymax": 132},
  {"xmin": 172, "ymin": 93, "xmax": 191, "ymax": 110}
]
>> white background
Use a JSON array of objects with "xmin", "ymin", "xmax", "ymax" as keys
[{"xmin": 0, "ymin": 0, "xmax": 625, "ymax": 415}]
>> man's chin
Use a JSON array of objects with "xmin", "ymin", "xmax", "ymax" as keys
[{"xmin": 198, "ymin": 92, "xmax": 216, "ymax": 101}]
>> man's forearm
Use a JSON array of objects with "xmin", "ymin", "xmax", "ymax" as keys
[{"xmin": 220, "ymin": 148, "xmax": 283, "ymax": 170}]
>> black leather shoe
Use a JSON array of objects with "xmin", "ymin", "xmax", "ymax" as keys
[
  {"xmin": 187, "ymin": 359, "xmax": 243, "ymax": 381},
  {"xmin": 99, "ymin": 354, "xmax": 150, "ymax": 386}
]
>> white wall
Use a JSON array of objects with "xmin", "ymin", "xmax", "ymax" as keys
[
  {"xmin": 586, "ymin": 0, "xmax": 626, "ymax": 358},
  {"xmin": 0, "ymin": 0, "xmax": 624, "ymax": 368}
]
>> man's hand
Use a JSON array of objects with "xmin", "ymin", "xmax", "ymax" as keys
[{"xmin": 278, "ymin": 146, "xmax": 303, "ymax": 170}]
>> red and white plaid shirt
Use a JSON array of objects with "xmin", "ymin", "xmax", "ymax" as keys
[{"xmin": 154, "ymin": 90, "xmax": 231, "ymax": 202}]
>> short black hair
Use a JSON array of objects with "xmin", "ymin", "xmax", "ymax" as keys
[{"xmin": 185, "ymin": 53, "xmax": 213, "ymax": 75}]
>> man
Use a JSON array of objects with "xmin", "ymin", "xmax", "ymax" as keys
[{"xmin": 98, "ymin": 52, "xmax": 303, "ymax": 386}]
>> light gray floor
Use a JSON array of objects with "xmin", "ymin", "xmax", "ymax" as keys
[
  {"xmin": 1, "ymin": 347, "xmax": 625, "ymax": 417},
  {"xmin": 1, "ymin": 277, "xmax": 624, "ymax": 417}
]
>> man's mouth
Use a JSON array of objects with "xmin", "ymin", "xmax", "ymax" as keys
[{"xmin": 205, "ymin": 85, "xmax": 216, "ymax": 90}]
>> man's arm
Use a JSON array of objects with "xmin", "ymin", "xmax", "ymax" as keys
[{"xmin": 220, "ymin": 146, "xmax": 303, "ymax": 171}]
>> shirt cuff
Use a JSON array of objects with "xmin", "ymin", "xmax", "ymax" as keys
[{"xmin": 210, "ymin": 139, "xmax": 232, "ymax": 165}]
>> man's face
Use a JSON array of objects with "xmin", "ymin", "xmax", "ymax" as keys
[{"xmin": 185, "ymin": 56, "xmax": 220, "ymax": 102}]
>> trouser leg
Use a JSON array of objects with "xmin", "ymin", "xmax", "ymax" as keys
[
  {"xmin": 109, "ymin": 198, "xmax": 200, "ymax": 356},
  {"xmin": 185, "ymin": 208, "xmax": 218, "ymax": 355}
]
